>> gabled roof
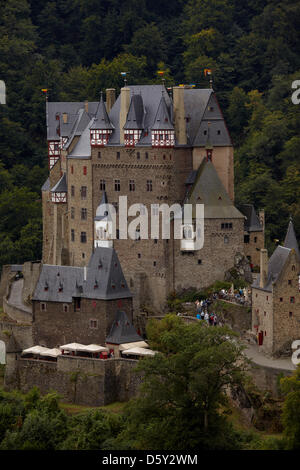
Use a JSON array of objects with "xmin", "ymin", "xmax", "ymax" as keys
[
  {"xmin": 123, "ymin": 94, "xmax": 145, "ymax": 130},
  {"xmin": 252, "ymin": 245, "xmax": 292, "ymax": 292},
  {"xmin": 238, "ymin": 204, "xmax": 263, "ymax": 232},
  {"xmin": 68, "ymin": 118, "xmax": 94, "ymax": 159},
  {"xmin": 33, "ymin": 247, "xmax": 132, "ymax": 302},
  {"xmin": 106, "ymin": 310, "xmax": 142, "ymax": 345},
  {"xmin": 90, "ymin": 94, "xmax": 114, "ymax": 130},
  {"xmin": 284, "ymin": 219, "xmax": 300, "ymax": 259},
  {"xmin": 51, "ymin": 173, "xmax": 67, "ymax": 193},
  {"xmin": 185, "ymin": 159, "xmax": 243, "ymax": 219},
  {"xmin": 47, "ymin": 102, "xmax": 98, "ymax": 140},
  {"xmin": 151, "ymin": 95, "xmax": 174, "ymax": 130},
  {"xmin": 41, "ymin": 177, "xmax": 50, "ymax": 192}
]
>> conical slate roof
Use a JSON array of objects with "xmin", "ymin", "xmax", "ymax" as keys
[
  {"xmin": 284, "ymin": 218, "xmax": 300, "ymax": 259},
  {"xmin": 90, "ymin": 94, "xmax": 114, "ymax": 130},
  {"xmin": 238, "ymin": 204, "xmax": 263, "ymax": 232},
  {"xmin": 151, "ymin": 95, "xmax": 174, "ymax": 130},
  {"xmin": 51, "ymin": 173, "xmax": 67, "ymax": 193},
  {"xmin": 185, "ymin": 159, "xmax": 244, "ymax": 219},
  {"xmin": 106, "ymin": 310, "xmax": 142, "ymax": 345},
  {"xmin": 123, "ymin": 94, "xmax": 144, "ymax": 130}
]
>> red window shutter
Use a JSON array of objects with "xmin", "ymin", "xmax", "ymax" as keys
[{"xmin": 83, "ymin": 166, "xmax": 87, "ymax": 175}]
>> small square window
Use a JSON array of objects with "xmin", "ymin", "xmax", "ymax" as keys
[
  {"xmin": 116, "ymin": 152, "xmax": 120, "ymax": 160},
  {"xmin": 138, "ymin": 253, "xmax": 141, "ymax": 258},
  {"xmin": 98, "ymin": 151, "xmax": 101, "ymax": 159},
  {"xmin": 81, "ymin": 232, "xmax": 87, "ymax": 243},
  {"xmin": 153, "ymin": 261, "xmax": 156, "ymax": 266},
  {"xmin": 280, "ymin": 297, "xmax": 283, "ymax": 302},
  {"xmin": 40, "ymin": 302, "xmax": 46, "ymax": 311},
  {"xmin": 289, "ymin": 312, "xmax": 293, "ymax": 318},
  {"xmin": 198, "ymin": 259, "xmax": 202, "ymax": 265}
]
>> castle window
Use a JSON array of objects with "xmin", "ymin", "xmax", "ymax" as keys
[
  {"xmin": 114, "ymin": 179, "xmax": 120, "ymax": 191},
  {"xmin": 63, "ymin": 304, "xmax": 69, "ymax": 313},
  {"xmin": 288, "ymin": 280, "xmax": 292, "ymax": 285},
  {"xmin": 71, "ymin": 229, "xmax": 75, "ymax": 242},
  {"xmin": 90, "ymin": 319, "xmax": 98, "ymax": 329},
  {"xmin": 224, "ymin": 235, "xmax": 229, "ymax": 244},
  {"xmin": 266, "ymin": 296, "xmax": 268, "ymax": 301},
  {"xmin": 81, "ymin": 186, "xmax": 87, "ymax": 199},
  {"xmin": 154, "ymin": 238, "xmax": 158, "ymax": 244},
  {"xmin": 80, "ymin": 232, "xmax": 87, "ymax": 243},
  {"xmin": 71, "ymin": 165, "xmax": 74, "ymax": 174},
  {"xmin": 82, "ymin": 253, "xmax": 85, "ymax": 259},
  {"xmin": 290, "ymin": 296, "xmax": 295, "ymax": 303},
  {"xmin": 71, "ymin": 207, "xmax": 75, "ymax": 219},
  {"xmin": 130, "ymin": 278, "xmax": 134, "ymax": 287},
  {"xmin": 40, "ymin": 302, "xmax": 46, "ymax": 311},
  {"xmin": 204, "ymin": 130, "xmax": 207, "ymax": 135},
  {"xmin": 129, "ymin": 180, "xmax": 135, "ymax": 192},
  {"xmin": 244, "ymin": 235, "xmax": 250, "ymax": 243},
  {"xmin": 289, "ymin": 312, "xmax": 293, "ymax": 318},
  {"xmin": 74, "ymin": 298, "xmax": 81, "ymax": 311},
  {"xmin": 116, "ymin": 152, "xmax": 120, "ymax": 160},
  {"xmin": 153, "ymin": 261, "xmax": 156, "ymax": 266},
  {"xmin": 292, "ymin": 265, "xmax": 296, "ymax": 271},
  {"xmin": 98, "ymin": 151, "xmax": 101, "ymax": 159},
  {"xmin": 147, "ymin": 180, "xmax": 152, "ymax": 192},
  {"xmin": 265, "ymin": 331, "xmax": 266, "ymax": 336},
  {"xmin": 280, "ymin": 297, "xmax": 283, "ymax": 302},
  {"xmin": 71, "ymin": 185, "xmax": 75, "ymax": 197},
  {"xmin": 217, "ymin": 130, "xmax": 221, "ymax": 135},
  {"xmin": 145, "ymin": 152, "xmax": 148, "ymax": 160},
  {"xmin": 83, "ymin": 166, "xmax": 87, "ymax": 175},
  {"xmin": 138, "ymin": 253, "xmax": 141, "ymax": 258},
  {"xmin": 254, "ymin": 236, "xmax": 257, "ymax": 243},
  {"xmin": 100, "ymin": 179, "xmax": 105, "ymax": 191},
  {"xmin": 81, "ymin": 208, "xmax": 87, "ymax": 220},
  {"xmin": 137, "ymin": 152, "xmax": 140, "ymax": 160},
  {"xmin": 198, "ymin": 259, "xmax": 202, "ymax": 265}
]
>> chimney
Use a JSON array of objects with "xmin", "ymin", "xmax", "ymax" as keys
[
  {"xmin": 84, "ymin": 100, "xmax": 89, "ymax": 113},
  {"xmin": 173, "ymin": 86, "xmax": 187, "ymax": 145},
  {"xmin": 106, "ymin": 88, "xmax": 116, "ymax": 113},
  {"xmin": 259, "ymin": 249, "xmax": 268, "ymax": 288},
  {"xmin": 119, "ymin": 87, "xmax": 130, "ymax": 144},
  {"xmin": 62, "ymin": 112, "xmax": 68, "ymax": 124}
]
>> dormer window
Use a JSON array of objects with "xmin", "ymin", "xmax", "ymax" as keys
[
  {"xmin": 90, "ymin": 129, "xmax": 112, "ymax": 146},
  {"xmin": 152, "ymin": 130, "xmax": 175, "ymax": 148},
  {"xmin": 124, "ymin": 130, "xmax": 141, "ymax": 147}
]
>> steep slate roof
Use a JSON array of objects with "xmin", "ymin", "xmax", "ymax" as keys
[
  {"xmin": 51, "ymin": 173, "xmax": 67, "ymax": 193},
  {"xmin": 33, "ymin": 247, "xmax": 132, "ymax": 302},
  {"xmin": 123, "ymin": 93, "xmax": 145, "ymax": 130},
  {"xmin": 41, "ymin": 177, "xmax": 50, "ymax": 192},
  {"xmin": 151, "ymin": 95, "xmax": 174, "ymax": 130},
  {"xmin": 90, "ymin": 94, "xmax": 114, "ymax": 130},
  {"xmin": 185, "ymin": 159, "xmax": 244, "ymax": 219},
  {"xmin": 238, "ymin": 204, "xmax": 263, "ymax": 232},
  {"xmin": 252, "ymin": 245, "xmax": 291, "ymax": 292},
  {"xmin": 68, "ymin": 118, "xmax": 94, "ymax": 159},
  {"xmin": 106, "ymin": 310, "xmax": 142, "ymax": 345},
  {"xmin": 284, "ymin": 219, "xmax": 300, "ymax": 259},
  {"xmin": 47, "ymin": 102, "xmax": 98, "ymax": 140}
]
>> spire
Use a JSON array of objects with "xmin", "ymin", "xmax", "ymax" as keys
[
  {"xmin": 284, "ymin": 217, "xmax": 300, "ymax": 258},
  {"xmin": 151, "ymin": 94, "xmax": 174, "ymax": 130},
  {"xmin": 90, "ymin": 92, "xmax": 114, "ymax": 130},
  {"xmin": 123, "ymin": 94, "xmax": 144, "ymax": 130}
]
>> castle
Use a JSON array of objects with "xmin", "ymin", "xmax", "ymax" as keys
[{"xmin": 42, "ymin": 84, "xmax": 264, "ymax": 315}]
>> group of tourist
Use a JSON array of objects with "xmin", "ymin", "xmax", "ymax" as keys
[{"xmin": 195, "ymin": 300, "xmax": 218, "ymax": 326}]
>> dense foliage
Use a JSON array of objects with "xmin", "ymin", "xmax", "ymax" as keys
[{"xmin": 0, "ymin": 0, "xmax": 299, "ymax": 267}]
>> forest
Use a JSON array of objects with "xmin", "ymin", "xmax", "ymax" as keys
[{"xmin": 0, "ymin": 0, "xmax": 299, "ymax": 267}]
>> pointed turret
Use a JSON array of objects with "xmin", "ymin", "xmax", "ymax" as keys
[
  {"xmin": 284, "ymin": 218, "xmax": 300, "ymax": 259},
  {"xmin": 90, "ymin": 92, "xmax": 114, "ymax": 146},
  {"xmin": 151, "ymin": 94, "xmax": 175, "ymax": 147},
  {"xmin": 123, "ymin": 94, "xmax": 144, "ymax": 146}
]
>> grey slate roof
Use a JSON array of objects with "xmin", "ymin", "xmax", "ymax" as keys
[
  {"xmin": 185, "ymin": 159, "xmax": 244, "ymax": 219},
  {"xmin": 32, "ymin": 247, "xmax": 132, "ymax": 302},
  {"xmin": 106, "ymin": 310, "xmax": 142, "ymax": 345},
  {"xmin": 51, "ymin": 173, "xmax": 67, "ymax": 193},
  {"xmin": 252, "ymin": 245, "xmax": 291, "ymax": 292},
  {"xmin": 41, "ymin": 177, "xmax": 50, "ymax": 192},
  {"xmin": 151, "ymin": 95, "xmax": 174, "ymax": 130},
  {"xmin": 68, "ymin": 118, "xmax": 94, "ymax": 158},
  {"xmin": 123, "ymin": 94, "xmax": 145, "ymax": 130},
  {"xmin": 47, "ymin": 102, "xmax": 98, "ymax": 140},
  {"xmin": 238, "ymin": 204, "xmax": 263, "ymax": 232},
  {"xmin": 284, "ymin": 219, "xmax": 300, "ymax": 259},
  {"xmin": 90, "ymin": 94, "xmax": 114, "ymax": 130}
]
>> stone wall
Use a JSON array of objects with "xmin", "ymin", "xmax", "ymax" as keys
[
  {"xmin": 22, "ymin": 262, "xmax": 41, "ymax": 305},
  {"xmin": 0, "ymin": 266, "xmax": 14, "ymax": 308},
  {"xmin": 5, "ymin": 355, "xmax": 142, "ymax": 406},
  {"xmin": 251, "ymin": 288, "xmax": 274, "ymax": 354},
  {"xmin": 32, "ymin": 297, "xmax": 133, "ymax": 348},
  {"xmin": 248, "ymin": 363, "xmax": 293, "ymax": 398},
  {"xmin": 243, "ymin": 230, "xmax": 264, "ymax": 268},
  {"xmin": 3, "ymin": 297, "xmax": 32, "ymax": 324},
  {"xmin": 0, "ymin": 321, "xmax": 33, "ymax": 351}
]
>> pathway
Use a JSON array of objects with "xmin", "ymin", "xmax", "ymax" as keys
[
  {"xmin": 243, "ymin": 343, "xmax": 296, "ymax": 372},
  {"xmin": 7, "ymin": 279, "xmax": 31, "ymax": 313}
]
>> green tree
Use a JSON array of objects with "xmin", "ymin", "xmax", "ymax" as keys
[{"xmin": 113, "ymin": 315, "xmax": 249, "ymax": 450}]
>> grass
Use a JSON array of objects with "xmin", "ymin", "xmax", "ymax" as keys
[{"xmin": 60, "ymin": 400, "xmax": 127, "ymax": 415}]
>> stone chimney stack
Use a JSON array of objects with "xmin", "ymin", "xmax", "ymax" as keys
[
  {"xmin": 119, "ymin": 87, "xmax": 130, "ymax": 144},
  {"xmin": 259, "ymin": 249, "xmax": 268, "ymax": 288},
  {"xmin": 173, "ymin": 86, "xmax": 187, "ymax": 145},
  {"xmin": 259, "ymin": 209, "xmax": 265, "ymax": 231},
  {"xmin": 84, "ymin": 100, "xmax": 88, "ymax": 113},
  {"xmin": 106, "ymin": 88, "xmax": 116, "ymax": 113}
]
